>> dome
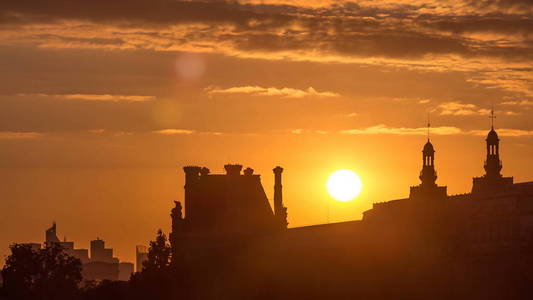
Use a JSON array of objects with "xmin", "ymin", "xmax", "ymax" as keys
[
  {"xmin": 423, "ymin": 140, "xmax": 435, "ymax": 153},
  {"xmin": 486, "ymin": 128, "xmax": 499, "ymax": 142}
]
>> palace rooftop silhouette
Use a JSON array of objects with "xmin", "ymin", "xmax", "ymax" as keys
[{"xmin": 166, "ymin": 122, "xmax": 533, "ymax": 299}]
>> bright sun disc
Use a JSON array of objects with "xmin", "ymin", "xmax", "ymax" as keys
[{"xmin": 327, "ymin": 170, "xmax": 362, "ymax": 202}]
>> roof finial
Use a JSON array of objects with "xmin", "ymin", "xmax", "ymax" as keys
[
  {"xmin": 489, "ymin": 101, "xmax": 496, "ymax": 129},
  {"xmin": 427, "ymin": 112, "xmax": 431, "ymax": 141}
]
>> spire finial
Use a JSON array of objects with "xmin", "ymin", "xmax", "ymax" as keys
[
  {"xmin": 490, "ymin": 102, "xmax": 496, "ymax": 129},
  {"xmin": 427, "ymin": 112, "xmax": 431, "ymax": 141}
]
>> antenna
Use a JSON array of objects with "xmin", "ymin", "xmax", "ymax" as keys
[{"xmin": 489, "ymin": 102, "xmax": 496, "ymax": 129}]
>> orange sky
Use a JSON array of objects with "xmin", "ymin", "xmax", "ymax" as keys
[{"xmin": 0, "ymin": 0, "xmax": 532, "ymax": 266}]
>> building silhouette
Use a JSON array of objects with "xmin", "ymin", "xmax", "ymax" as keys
[
  {"xmin": 45, "ymin": 223, "xmax": 89, "ymax": 263},
  {"xmin": 168, "ymin": 124, "xmax": 533, "ymax": 299},
  {"xmin": 135, "ymin": 245, "xmax": 148, "ymax": 272},
  {"xmin": 472, "ymin": 126, "xmax": 514, "ymax": 195},
  {"xmin": 41, "ymin": 224, "xmax": 133, "ymax": 282}
]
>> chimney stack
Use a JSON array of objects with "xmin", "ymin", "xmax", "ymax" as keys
[
  {"xmin": 273, "ymin": 166, "xmax": 288, "ymax": 228},
  {"xmin": 224, "ymin": 164, "xmax": 243, "ymax": 176},
  {"xmin": 183, "ymin": 166, "xmax": 202, "ymax": 219}
]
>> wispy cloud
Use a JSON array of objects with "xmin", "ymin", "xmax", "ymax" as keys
[
  {"xmin": 501, "ymin": 100, "xmax": 533, "ymax": 106},
  {"xmin": 290, "ymin": 129, "xmax": 329, "ymax": 134},
  {"xmin": 469, "ymin": 128, "xmax": 533, "ymax": 137},
  {"xmin": 152, "ymin": 129, "xmax": 223, "ymax": 136},
  {"xmin": 0, "ymin": 132, "xmax": 42, "ymax": 139},
  {"xmin": 434, "ymin": 102, "xmax": 490, "ymax": 116},
  {"xmin": 153, "ymin": 129, "xmax": 195, "ymax": 135},
  {"xmin": 17, "ymin": 93, "xmax": 156, "ymax": 102},
  {"xmin": 434, "ymin": 101, "xmax": 520, "ymax": 116},
  {"xmin": 340, "ymin": 124, "xmax": 532, "ymax": 137},
  {"xmin": 341, "ymin": 125, "xmax": 462, "ymax": 136},
  {"xmin": 206, "ymin": 86, "xmax": 340, "ymax": 98},
  {"xmin": 291, "ymin": 129, "xmax": 304, "ymax": 134}
]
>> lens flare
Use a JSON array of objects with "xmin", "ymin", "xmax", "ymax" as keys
[{"xmin": 175, "ymin": 53, "xmax": 205, "ymax": 80}]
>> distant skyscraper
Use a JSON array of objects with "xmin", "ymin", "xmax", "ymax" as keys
[
  {"xmin": 44, "ymin": 222, "xmax": 89, "ymax": 263},
  {"xmin": 37, "ymin": 223, "xmax": 131, "ymax": 281},
  {"xmin": 136, "ymin": 245, "xmax": 148, "ymax": 272},
  {"xmin": 45, "ymin": 222, "xmax": 60, "ymax": 246}
]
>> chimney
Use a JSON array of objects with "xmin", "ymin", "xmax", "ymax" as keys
[
  {"xmin": 243, "ymin": 167, "xmax": 254, "ymax": 176},
  {"xmin": 183, "ymin": 166, "xmax": 202, "ymax": 219},
  {"xmin": 273, "ymin": 166, "xmax": 288, "ymax": 228},
  {"xmin": 224, "ymin": 164, "xmax": 243, "ymax": 176}
]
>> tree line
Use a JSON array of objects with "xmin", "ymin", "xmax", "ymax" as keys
[{"xmin": 0, "ymin": 230, "xmax": 183, "ymax": 300}]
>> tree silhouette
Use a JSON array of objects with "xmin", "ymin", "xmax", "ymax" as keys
[
  {"xmin": 144, "ymin": 229, "xmax": 171, "ymax": 270},
  {"xmin": 1, "ymin": 243, "xmax": 82, "ymax": 300},
  {"xmin": 128, "ymin": 229, "xmax": 180, "ymax": 300}
]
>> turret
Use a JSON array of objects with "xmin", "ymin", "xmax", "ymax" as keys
[
  {"xmin": 409, "ymin": 118, "xmax": 447, "ymax": 201},
  {"xmin": 419, "ymin": 140, "xmax": 437, "ymax": 187},
  {"xmin": 484, "ymin": 127, "xmax": 502, "ymax": 179},
  {"xmin": 471, "ymin": 106, "xmax": 513, "ymax": 195},
  {"xmin": 273, "ymin": 166, "xmax": 288, "ymax": 228}
]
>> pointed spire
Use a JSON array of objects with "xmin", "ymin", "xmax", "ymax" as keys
[
  {"xmin": 427, "ymin": 112, "xmax": 431, "ymax": 141},
  {"xmin": 489, "ymin": 101, "xmax": 496, "ymax": 129}
]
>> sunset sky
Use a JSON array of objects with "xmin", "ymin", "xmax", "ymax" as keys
[{"xmin": 1, "ymin": 0, "xmax": 532, "ymax": 266}]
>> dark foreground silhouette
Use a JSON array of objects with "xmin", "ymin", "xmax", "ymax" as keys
[{"xmin": 4, "ymin": 227, "xmax": 533, "ymax": 300}]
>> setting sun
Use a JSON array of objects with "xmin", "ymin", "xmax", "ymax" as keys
[{"xmin": 327, "ymin": 170, "xmax": 363, "ymax": 202}]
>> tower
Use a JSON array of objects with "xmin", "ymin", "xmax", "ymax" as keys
[
  {"xmin": 409, "ymin": 118, "xmax": 447, "ymax": 201},
  {"xmin": 419, "ymin": 140, "xmax": 437, "ymax": 187},
  {"xmin": 273, "ymin": 166, "xmax": 288, "ymax": 228},
  {"xmin": 484, "ymin": 109, "xmax": 502, "ymax": 179},
  {"xmin": 472, "ymin": 106, "xmax": 513, "ymax": 195}
]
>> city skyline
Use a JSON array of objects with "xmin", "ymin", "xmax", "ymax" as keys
[{"xmin": 1, "ymin": 0, "xmax": 532, "ymax": 268}]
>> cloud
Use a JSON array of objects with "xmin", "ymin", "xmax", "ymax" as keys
[
  {"xmin": 59, "ymin": 94, "xmax": 156, "ymax": 102},
  {"xmin": 17, "ymin": 93, "xmax": 156, "ymax": 102},
  {"xmin": 0, "ymin": 0, "xmax": 532, "ymax": 102},
  {"xmin": 0, "ymin": 131, "xmax": 42, "ymax": 139},
  {"xmin": 469, "ymin": 128, "xmax": 533, "ymax": 137},
  {"xmin": 206, "ymin": 86, "xmax": 340, "ymax": 98},
  {"xmin": 1, "ymin": 0, "xmax": 532, "ymax": 63},
  {"xmin": 435, "ymin": 102, "xmax": 490, "ymax": 116},
  {"xmin": 152, "ymin": 129, "xmax": 194, "ymax": 135},
  {"xmin": 340, "ymin": 124, "xmax": 533, "ymax": 137},
  {"xmin": 87, "ymin": 129, "xmax": 105, "ymax": 134},
  {"xmin": 152, "ymin": 129, "xmax": 223, "ymax": 136},
  {"xmin": 340, "ymin": 124, "xmax": 462, "ymax": 136},
  {"xmin": 434, "ymin": 101, "xmax": 521, "ymax": 116},
  {"xmin": 501, "ymin": 100, "xmax": 533, "ymax": 106},
  {"xmin": 291, "ymin": 128, "xmax": 304, "ymax": 134}
]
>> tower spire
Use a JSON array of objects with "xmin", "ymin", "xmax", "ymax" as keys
[
  {"xmin": 427, "ymin": 112, "xmax": 431, "ymax": 141},
  {"xmin": 489, "ymin": 102, "xmax": 496, "ymax": 129}
]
